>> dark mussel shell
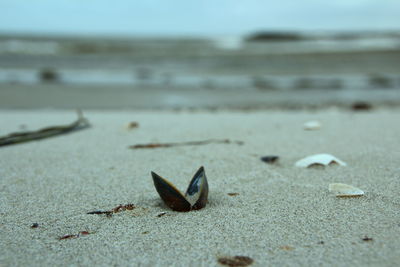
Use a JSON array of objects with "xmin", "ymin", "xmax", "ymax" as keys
[
  {"xmin": 260, "ymin": 155, "xmax": 279, "ymax": 164},
  {"xmin": 151, "ymin": 166, "xmax": 208, "ymax": 212}
]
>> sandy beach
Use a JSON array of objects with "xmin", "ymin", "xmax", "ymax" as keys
[
  {"xmin": 1, "ymin": 109, "xmax": 399, "ymax": 266},
  {"xmin": 2, "ymin": 3, "xmax": 400, "ymax": 266}
]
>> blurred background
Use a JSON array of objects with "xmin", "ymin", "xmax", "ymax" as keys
[{"xmin": 0, "ymin": 0, "xmax": 399, "ymax": 110}]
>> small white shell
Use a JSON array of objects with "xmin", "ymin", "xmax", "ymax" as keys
[
  {"xmin": 303, "ymin": 120, "xmax": 321, "ymax": 130},
  {"xmin": 329, "ymin": 183, "xmax": 364, "ymax": 197},
  {"xmin": 295, "ymin": 153, "xmax": 347, "ymax": 168}
]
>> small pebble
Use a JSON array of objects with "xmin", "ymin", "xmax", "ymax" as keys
[{"xmin": 157, "ymin": 212, "xmax": 167, "ymax": 217}]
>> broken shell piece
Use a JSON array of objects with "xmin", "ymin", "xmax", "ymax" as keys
[
  {"xmin": 151, "ymin": 166, "xmax": 208, "ymax": 212},
  {"xmin": 295, "ymin": 154, "xmax": 346, "ymax": 168},
  {"xmin": 303, "ymin": 120, "xmax": 321, "ymax": 130},
  {"xmin": 329, "ymin": 183, "xmax": 364, "ymax": 197},
  {"xmin": 260, "ymin": 155, "xmax": 279, "ymax": 164}
]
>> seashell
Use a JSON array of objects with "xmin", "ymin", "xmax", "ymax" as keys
[
  {"xmin": 328, "ymin": 183, "xmax": 364, "ymax": 197},
  {"xmin": 260, "ymin": 155, "xmax": 279, "ymax": 164},
  {"xmin": 303, "ymin": 120, "xmax": 321, "ymax": 130},
  {"xmin": 151, "ymin": 166, "xmax": 208, "ymax": 212},
  {"xmin": 295, "ymin": 153, "xmax": 346, "ymax": 168}
]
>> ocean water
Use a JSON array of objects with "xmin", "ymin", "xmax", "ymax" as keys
[
  {"xmin": 0, "ymin": 34, "xmax": 399, "ymax": 109},
  {"xmin": 1, "ymin": 67, "xmax": 399, "ymax": 91}
]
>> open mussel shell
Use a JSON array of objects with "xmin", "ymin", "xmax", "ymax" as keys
[{"xmin": 151, "ymin": 166, "xmax": 208, "ymax": 212}]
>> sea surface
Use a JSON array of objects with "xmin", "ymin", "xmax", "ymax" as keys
[{"xmin": 0, "ymin": 33, "xmax": 399, "ymax": 109}]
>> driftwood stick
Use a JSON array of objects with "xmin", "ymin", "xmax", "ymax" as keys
[
  {"xmin": 0, "ymin": 111, "xmax": 90, "ymax": 147},
  {"xmin": 129, "ymin": 139, "xmax": 244, "ymax": 149}
]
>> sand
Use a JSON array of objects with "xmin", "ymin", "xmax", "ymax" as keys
[{"xmin": 1, "ymin": 109, "xmax": 399, "ymax": 266}]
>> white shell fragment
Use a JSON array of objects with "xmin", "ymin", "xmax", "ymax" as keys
[
  {"xmin": 329, "ymin": 183, "xmax": 364, "ymax": 197},
  {"xmin": 295, "ymin": 153, "xmax": 347, "ymax": 168},
  {"xmin": 303, "ymin": 120, "xmax": 321, "ymax": 130}
]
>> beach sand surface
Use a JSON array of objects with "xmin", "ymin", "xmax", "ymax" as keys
[{"xmin": 1, "ymin": 109, "xmax": 399, "ymax": 266}]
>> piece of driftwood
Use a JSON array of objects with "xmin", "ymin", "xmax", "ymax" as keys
[
  {"xmin": 0, "ymin": 111, "xmax": 90, "ymax": 147},
  {"xmin": 129, "ymin": 139, "xmax": 243, "ymax": 149}
]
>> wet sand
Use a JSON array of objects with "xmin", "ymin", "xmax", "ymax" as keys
[
  {"xmin": 1, "ymin": 83, "xmax": 400, "ymax": 110},
  {"xmin": 1, "ymin": 109, "xmax": 399, "ymax": 266}
]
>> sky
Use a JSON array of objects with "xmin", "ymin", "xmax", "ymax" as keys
[{"xmin": 0, "ymin": 0, "xmax": 399, "ymax": 36}]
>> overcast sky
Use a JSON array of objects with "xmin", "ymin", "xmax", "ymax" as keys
[{"xmin": 0, "ymin": 0, "xmax": 399, "ymax": 36}]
